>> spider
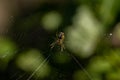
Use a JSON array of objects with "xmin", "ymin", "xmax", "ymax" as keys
[{"xmin": 50, "ymin": 32, "xmax": 65, "ymax": 51}]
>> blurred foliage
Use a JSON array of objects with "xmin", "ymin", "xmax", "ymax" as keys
[
  {"xmin": 0, "ymin": 37, "xmax": 17, "ymax": 70},
  {"xmin": 0, "ymin": 0, "xmax": 120, "ymax": 80}
]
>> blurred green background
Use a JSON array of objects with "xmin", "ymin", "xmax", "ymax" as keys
[{"xmin": 0, "ymin": 0, "xmax": 120, "ymax": 80}]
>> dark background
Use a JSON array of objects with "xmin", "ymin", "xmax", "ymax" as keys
[{"xmin": 0, "ymin": 0, "xmax": 120, "ymax": 80}]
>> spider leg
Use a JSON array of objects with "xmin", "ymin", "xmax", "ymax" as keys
[
  {"xmin": 50, "ymin": 42, "xmax": 56, "ymax": 49},
  {"xmin": 61, "ymin": 44, "xmax": 65, "ymax": 51}
]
